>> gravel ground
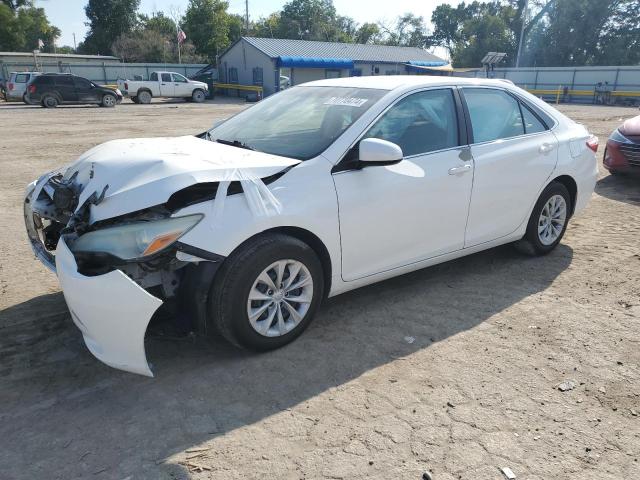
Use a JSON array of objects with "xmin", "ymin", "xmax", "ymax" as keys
[{"xmin": 0, "ymin": 99, "xmax": 639, "ymax": 480}]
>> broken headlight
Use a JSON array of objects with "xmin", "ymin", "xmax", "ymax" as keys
[{"xmin": 71, "ymin": 214, "xmax": 203, "ymax": 261}]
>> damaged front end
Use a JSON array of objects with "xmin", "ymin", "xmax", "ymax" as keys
[{"xmin": 24, "ymin": 172, "xmax": 222, "ymax": 376}]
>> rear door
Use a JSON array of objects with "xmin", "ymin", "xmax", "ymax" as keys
[
  {"xmin": 73, "ymin": 76, "xmax": 100, "ymax": 103},
  {"xmin": 159, "ymin": 73, "xmax": 174, "ymax": 97},
  {"xmin": 461, "ymin": 87, "xmax": 558, "ymax": 247},
  {"xmin": 53, "ymin": 76, "xmax": 77, "ymax": 102}
]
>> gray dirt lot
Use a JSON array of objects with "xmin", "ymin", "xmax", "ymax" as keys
[{"xmin": 0, "ymin": 99, "xmax": 639, "ymax": 480}]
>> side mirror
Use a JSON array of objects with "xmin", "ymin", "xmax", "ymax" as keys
[{"xmin": 358, "ymin": 138, "xmax": 403, "ymax": 166}]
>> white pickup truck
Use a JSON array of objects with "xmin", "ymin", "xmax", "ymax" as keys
[{"xmin": 117, "ymin": 71, "xmax": 208, "ymax": 104}]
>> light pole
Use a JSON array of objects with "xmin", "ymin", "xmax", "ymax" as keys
[{"xmin": 515, "ymin": 0, "xmax": 529, "ymax": 68}]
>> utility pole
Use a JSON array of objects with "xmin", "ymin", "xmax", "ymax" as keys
[
  {"xmin": 245, "ymin": 0, "xmax": 249, "ymax": 35},
  {"xmin": 73, "ymin": 33, "xmax": 77, "ymax": 52},
  {"xmin": 515, "ymin": 0, "xmax": 529, "ymax": 68}
]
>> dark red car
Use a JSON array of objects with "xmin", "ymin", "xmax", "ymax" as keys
[{"xmin": 604, "ymin": 115, "xmax": 640, "ymax": 175}]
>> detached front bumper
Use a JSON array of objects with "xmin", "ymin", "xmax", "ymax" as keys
[{"xmin": 55, "ymin": 237, "xmax": 163, "ymax": 376}]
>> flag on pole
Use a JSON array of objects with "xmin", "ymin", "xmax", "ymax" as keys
[
  {"xmin": 37, "ymin": 39, "xmax": 44, "ymax": 49},
  {"xmin": 177, "ymin": 29, "xmax": 186, "ymax": 44}
]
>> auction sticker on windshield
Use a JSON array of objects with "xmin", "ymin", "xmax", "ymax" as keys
[{"xmin": 323, "ymin": 97, "xmax": 369, "ymax": 107}]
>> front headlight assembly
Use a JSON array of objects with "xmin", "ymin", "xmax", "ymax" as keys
[{"xmin": 71, "ymin": 214, "xmax": 203, "ymax": 261}]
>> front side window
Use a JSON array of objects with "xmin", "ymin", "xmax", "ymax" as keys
[
  {"xmin": 463, "ymin": 88, "xmax": 524, "ymax": 143},
  {"xmin": 161, "ymin": 73, "xmax": 171, "ymax": 82},
  {"xmin": 74, "ymin": 77, "xmax": 92, "ymax": 89},
  {"xmin": 208, "ymin": 86, "xmax": 387, "ymax": 160},
  {"xmin": 172, "ymin": 73, "xmax": 188, "ymax": 83},
  {"xmin": 363, "ymin": 89, "xmax": 459, "ymax": 157}
]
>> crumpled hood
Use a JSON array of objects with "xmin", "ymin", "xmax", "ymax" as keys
[{"xmin": 62, "ymin": 136, "xmax": 300, "ymax": 222}]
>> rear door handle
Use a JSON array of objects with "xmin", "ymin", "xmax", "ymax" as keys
[
  {"xmin": 448, "ymin": 164, "xmax": 472, "ymax": 175},
  {"xmin": 539, "ymin": 143, "xmax": 555, "ymax": 154}
]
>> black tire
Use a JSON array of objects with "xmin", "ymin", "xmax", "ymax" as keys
[
  {"xmin": 101, "ymin": 93, "xmax": 117, "ymax": 107},
  {"xmin": 209, "ymin": 233, "xmax": 324, "ymax": 351},
  {"xmin": 42, "ymin": 94, "xmax": 59, "ymax": 108},
  {"xmin": 130, "ymin": 96, "xmax": 139, "ymax": 104},
  {"xmin": 22, "ymin": 93, "xmax": 29, "ymax": 105},
  {"xmin": 191, "ymin": 88, "xmax": 206, "ymax": 103},
  {"xmin": 137, "ymin": 90, "xmax": 152, "ymax": 104},
  {"xmin": 515, "ymin": 181, "xmax": 571, "ymax": 256}
]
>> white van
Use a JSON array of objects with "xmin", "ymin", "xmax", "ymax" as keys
[{"xmin": 6, "ymin": 72, "xmax": 41, "ymax": 103}]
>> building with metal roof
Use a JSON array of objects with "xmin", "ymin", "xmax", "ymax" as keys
[{"xmin": 218, "ymin": 37, "xmax": 449, "ymax": 97}]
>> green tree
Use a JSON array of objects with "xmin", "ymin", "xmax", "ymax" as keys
[
  {"xmin": 0, "ymin": 2, "xmax": 60, "ymax": 52},
  {"xmin": 228, "ymin": 13, "xmax": 245, "ymax": 43},
  {"xmin": 252, "ymin": 13, "xmax": 281, "ymax": 38},
  {"xmin": 141, "ymin": 11, "xmax": 177, "ymax": 38},
  {"xmin": 355, "ymin": 22, "xmax": 381, "ymax": 44},
  {"xmin": 82, "ymin": 0, "xmax": 140, "ymax": 55},
  {"xmin": 379, "ymin": 13, "xmax": 431, "ymax": 48},
  {"xmin": 182, "ymin": 0, "xmax": 230, "ymax": 61},
  {"xmin": 277, "ymin": 0, "xmax": 339, "ymax": 40}
]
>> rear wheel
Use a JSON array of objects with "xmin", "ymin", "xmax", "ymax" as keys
[
  {"xmin": 209, "ymin": 234, "xmax": 324, "ymax": 351},
  {"xmin": 101, "ymin": 93, "xmax": 117, "ymax": 107},
  {"xmin": 191, "ymin": 89, "xmax": 206, "ymax": 103},
  {"xmin": 515, "ymin": 182, "xmax": 571, "ymax": 255},
  {"xmin": 137, "ymin": 90, "xmax": 152, "ymax": 104},
  {"xmin": 42, "ymin": 94, "xmax": 58, "ymax": 108}
]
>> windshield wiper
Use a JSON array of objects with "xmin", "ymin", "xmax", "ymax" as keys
[{"xmin": 215, "ymin": 138, "xmax": 255, "ymax": 151}]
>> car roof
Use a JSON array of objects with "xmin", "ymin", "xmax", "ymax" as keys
[{"xmin": 301, "ymin": 75, "xmax": 513, "ymax": 91}]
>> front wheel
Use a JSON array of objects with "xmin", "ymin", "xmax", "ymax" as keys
[
  {"xmin": 101, "ymin": 93, "xmax": 117, "ymax": 107},
  {"xmin": 191, "ymin": 89, "xmax": 206, "ymax": 103},
  {"xmin": 209, "ymin": 234, "xmax": 324, "ymax": 351},
  {"xmin": 515, "ymin": 182, "xmax": 571, "ymax": 255}
]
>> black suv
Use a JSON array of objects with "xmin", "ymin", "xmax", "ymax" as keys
[{"xmin": 26, "ymin": 73, "xmax": 122, "ymax": 108}]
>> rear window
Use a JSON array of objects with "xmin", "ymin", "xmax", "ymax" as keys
[
  {"xmin": 35, "ymin": 76, "xmax": 54, "ymax": 85},
  {"xmin": 15, "ymin": 74, "xmax": 30, "ymax": 83}
]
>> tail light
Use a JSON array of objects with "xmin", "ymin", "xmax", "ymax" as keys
[
  {"xmin": 124, "ymin": 82, "xmax": 128, "ymax": 90},
  {"xmin": 8, "ymin": 83, "xmax": 14, "ymax": 90},
  {"xmin": 28, "ymin": 84, "xmax": 36, "ymax": 94},
  {"xmin": 586, "ymin": 135, "xmax": 599, "ymax": 153}
]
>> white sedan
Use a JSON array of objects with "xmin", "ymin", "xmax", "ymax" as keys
[{"xmin": 24, "ymin": 76, "xmax": 598, "ymax": 376}]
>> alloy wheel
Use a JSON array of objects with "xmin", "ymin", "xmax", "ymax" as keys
[
  {"xmin": 246, "ymin": 259, "xmax": 314, "ymax": 337},
  {"xmin": 538, "ymin": 194, "xmax": 567, "ymax": 245}
]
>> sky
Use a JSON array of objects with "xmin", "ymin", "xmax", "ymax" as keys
[{"xmin": 41, "ymin": 0, "xmax": 461, "ymax": 53}]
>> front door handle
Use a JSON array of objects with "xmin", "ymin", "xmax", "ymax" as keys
[
  {"xmin": 539, "ymin": 142, "xmax": 555, "ymax": 154},
  {"xmin": 448, "ymin": 164, "xmax": 472, "ymax": 175}
]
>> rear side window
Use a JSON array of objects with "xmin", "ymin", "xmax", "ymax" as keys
[
  {"xmin": 463, "ymin": 88, "xmax": 525, "ymax": 143},
  {"xmin": 54, "ymin": 76, "xmax": 74, "ymax": 86},
  {"xmin": 150, "ymin": 72, "xmax": 158, "ymax": 81},
  {"xmin": 521, "ymin": 104, "xmax": 546, "ymax": 134},
  {"xmin": 15, "ymin": 74, "xmax": 29, "ymax": 83},
  {"xmin": 161, "ymin": 73, "xmax": 171, "ymax": 82},
  {"xmin": 36, "ymin": 76, "xmax": 54, "ymax": 85},
  {"xmin": 363, "ymin": 88, "xmax": 459, "ymax": 156}
]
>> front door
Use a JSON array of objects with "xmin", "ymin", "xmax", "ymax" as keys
[
  {"xmin": 171, "ymin": 73, "xmax": 191, "ymax": 96},
  {"xmin": 333, "ymin": 88, "xmax": 474, "ymax": 281},
  {"xmin": 160, "ymin": 73, "xmax": 174, "ymax": 96},
  {"xmin": 73, "ymin": 76, "xmax": 100, "ymax": 103},
  {"xmin": 461, "ymin": 87, "xmax": 559, "ymax": 247}
]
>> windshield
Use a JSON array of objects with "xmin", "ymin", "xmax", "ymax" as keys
[{"xmin": 207, "ymin": 86, "xmax": 387, "ymax": 160}]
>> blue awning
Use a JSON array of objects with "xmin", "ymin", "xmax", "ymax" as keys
[
  {"xmin": 407, "ymin": 60, "xmax": 450, "ymax": 67},
  {"xmin": 277, "ymin": 56, "xmax": 354, "ymax": 69}
]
